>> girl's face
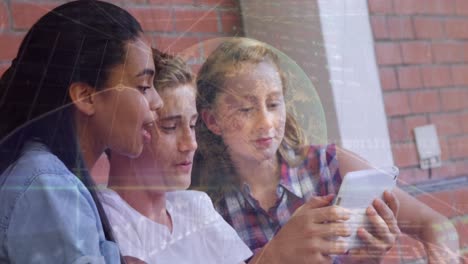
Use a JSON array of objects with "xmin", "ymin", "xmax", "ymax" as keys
[
  {"xmin": 92, "ymin": 37, "xmax": 163, "ymax": 158},
  {"xmin": 205, "ymin": 61, "xmax": 286, "ymax": 165},
  {"xmin": 136, "ymin": 84, "xmax": 198, "ymax": 191}
]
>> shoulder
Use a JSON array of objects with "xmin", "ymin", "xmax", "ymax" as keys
[
  {"xmin": 99, "ymin": 188, "xmax": 121, "ymax": 208},
  {"xmin": 0, "ymin": 156, "xmax": 106, "ymax": 261},
  {"xmin": 99, "ymin": 189, "xmax": 136, "ymax": 226},
  {"xmin": 288, "ymin": 144, "xmax": 341, "ymax": 196},
  {"xmin": 0, "ymin": 141, "xmax": 79, "ymax": 189},
  {"xmin": 0, "ymin": 143, "xmax": 86, "ymax": 228},
  {"xmin": 99, "ymin": 189, "xmax": 148, "ymax": 259},
  {"xmin": 303, "ymin": 144, "xmax": 337, "ymax": 159},
  {"xmin": 2, "ymin": 142, "xmax": 72, "ymax": 180},
  {"xmin": 290, "ymin": 144, "xmax": 337, "ymax": 169}
]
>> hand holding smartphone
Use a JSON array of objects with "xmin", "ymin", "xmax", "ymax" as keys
[{"xmin": 333, "ymin": 166, "xmax": 399, "ymax": 250}]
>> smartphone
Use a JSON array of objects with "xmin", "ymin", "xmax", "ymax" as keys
[{"xmin": 333, "ymin": 166, "xmax": 399, "ymax": 250}]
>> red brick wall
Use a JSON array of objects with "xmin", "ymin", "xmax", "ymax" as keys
[
  {"xmin": 369, "ymin": 0, "xmax": 468, "ymax": 185},
  {"xmin": 369, "ymin": 0, "xmax": 468, "ymax": 260},
  {"xmin": 0, "ymin": 0, "xmax": 243, "ymax": 76}
]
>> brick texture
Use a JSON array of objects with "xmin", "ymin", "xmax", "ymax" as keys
[
  {"xmin": 413, "ymin": 17, "xmax": 444, "ymax": 39},
  {"xmin": 148, "ymin": 0, "xmax": 193, "ymax": 4},
  {"xmin": 441, "ymin": 89, "xmax": 468, "ymax": 111},
  {"xmin": 387, "ymin": 16, "xmax": 414, "ymax": 40},
  {"xmin": 432, "ymin": 42, "xmax": 466, "ymax": 63},
  {"xmin": 451, "ymin": 65, "xmax": 468, "ymax": 86},
  {"xmin": 397, "ymin": 66, "xmax": 422, "ymax": 89},
  {"xmin": 0, "ymin": 1, "xmax": 8, "ymax": 31},
  {"xmin": 384, "ymin": 92, "xmax": 411, "ymax": 116},
  {"xmin": 0, "ymin": 0, "xmax": 243, "ymax": 79},
  {"xmin": 371, "ymin": 16, "xmax": 389, "ymax": 39},
  {"xmin": 174, "ymin": 9, "xmax": 219, "ymax": 33},
  {"xmin": 196, "ymin": 0, "xmax": 238, "ymax": 8},
  {"xmin": 400, "ymin": 41, "xmax": 432, "ymax": 64},
  {"xmin": 153, "ymin": 36, "xmax": 201, "ymax": 56},
  {"xmin": 409, "ymin": 90, "xmax": 441, "ymax": 113},
  {"xmin": 368, "ymin": 0, "xmax": 393, "ymax": 14},
  {"xmin": 420, "ymin": 66, "xmax": 452, "ymax": 88},
  {"xmin": 429, "ymin": 113, "xmax": 462, "ymax": 136},
  {"xmin": 449, "ymin": 135, "xmax": 468, "ymax": 159},
  {"xmin": 0, "ymin": 33, "xmax": 23, "ymax": 61},
  {"xmin": 392, "ymin": 142, "xmax": 420, "ymax": 167},
  {"xmin": 220, "ymin": 11, "xmax": 242, "ymax": 35},
  {"xmin": 376, "ymin": 42, "xmax": 402, "ymax": 65},
  {"xmin": 371, "ymin": 7, "xmax": 468, "ymax": 256},
  {"xmin": 370, "ymin": 0, "xmax": 468, "ymax": 190},
  {"xmin": 445, "ymin": 18, "xmax": 468, "ymax": 39},
  {"xmin": 11, "ymin": 2, "xmax": 58, "ymax": 30},
  {"xmin": 388, "ymin": 117, "xmax": 407, "ymax": 142},
  {"xmin": 456, "ymin": 0, "xmax": 468, "ymax": 15},
  {"xmin": 380, "ymin": 67, "xmax": 398, "ymax": 90},
  {"xmin": 129, "ymin": 7, "xmax": 174, "ymax": 32}
]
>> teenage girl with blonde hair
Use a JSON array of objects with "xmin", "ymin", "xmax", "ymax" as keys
[{"xmin": 193, "ymin": 37, "xmax": 459, "ymax": 264}]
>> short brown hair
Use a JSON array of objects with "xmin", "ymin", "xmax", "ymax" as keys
[{"xmin": 152, "ymin": 48, "xmax": 193, "ymax": 91}]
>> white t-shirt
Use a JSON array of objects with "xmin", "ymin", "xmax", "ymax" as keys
[{"xmin": 100, "ymin": 189, "xmax": 252, "ymax": 264}]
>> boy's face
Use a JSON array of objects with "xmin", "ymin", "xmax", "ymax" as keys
[{"xmin": 136, "ymin": 84, "xmax": 198, "ymax": 191}]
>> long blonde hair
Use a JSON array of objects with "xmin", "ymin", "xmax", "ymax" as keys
[{"xmin": 193, "ymin": 38, "xmax": 307, "ymax": 201}]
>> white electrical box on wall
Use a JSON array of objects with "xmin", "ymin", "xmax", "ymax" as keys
[{"xmin": 414, "ymin": 124, "xmax": 442, "ymax": 169}]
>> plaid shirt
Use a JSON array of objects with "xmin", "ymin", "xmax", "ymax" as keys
[{"xmin": 214, "ymin": 144, "xmax": 342, "ymax": 253}]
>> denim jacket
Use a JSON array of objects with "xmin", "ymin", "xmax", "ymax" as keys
[{"xmin": 0, "ymin": 141, "xmax": 120, "ymax": 263}]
